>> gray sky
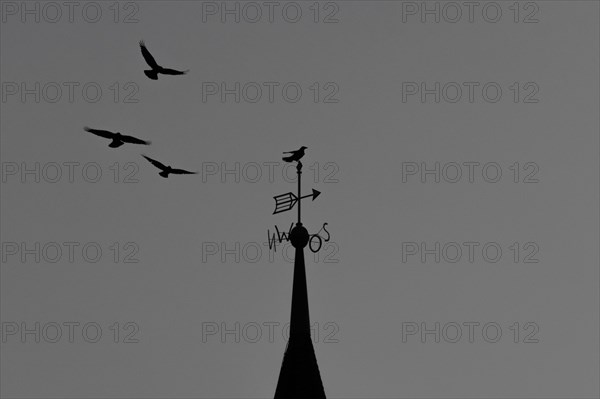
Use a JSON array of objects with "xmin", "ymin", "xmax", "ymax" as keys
[{"xmin": 1, "ymin": 1, "xmax": 599, "ymax": 398}]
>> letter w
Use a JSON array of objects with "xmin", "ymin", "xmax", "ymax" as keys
[{"xmin": 267, "ymin": 223, "xmax": 293, "ymax": 251}]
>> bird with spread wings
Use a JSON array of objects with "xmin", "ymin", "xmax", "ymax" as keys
[
  {"xmin": 84, "ymin": 127, "xmax": 151, "ymax": 148},
  {"xmin": 139, "ymin": 40, "xmax": 189, "ymax": 80},
  {"xmin": 142, "ymin": 155, "xmax": 197, "ymax": 178}
]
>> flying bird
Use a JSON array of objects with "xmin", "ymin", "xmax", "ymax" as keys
[
  {"xmin": 282, "ymin": 146, "xmax": 307, "ymax": 163},
  {"xmin": 84, "ymin": 127, "xmax": 151, "ymax": 148},
  {"xmin": 139, "ymin": 40, "xmax": 189, "ymax": 80},
  {"xmin": 142, "ymin": 155, "xmax": 197, "ymax": 178}
]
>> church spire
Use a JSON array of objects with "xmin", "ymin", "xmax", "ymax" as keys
[{"xmin": 270, "ymin": 155, "xmax": 326, "ymax": 398}]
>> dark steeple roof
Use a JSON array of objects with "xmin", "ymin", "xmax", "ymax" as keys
[{"xmin": 274, "ymin": 225, "xmax": 326, "ymax": 398}]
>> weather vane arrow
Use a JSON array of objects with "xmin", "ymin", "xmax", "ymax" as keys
[{"xmin": 272, "ymin": 189, "xmax": 321, "ymax": 215}]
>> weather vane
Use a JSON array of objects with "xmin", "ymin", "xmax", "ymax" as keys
[
  {"xmin": 268, "ymin": 146, "xmax": 330, "ymax": 253},
  {"xmin": 270, "ymin": 146, "xmax": 328, "ymax": 399}
]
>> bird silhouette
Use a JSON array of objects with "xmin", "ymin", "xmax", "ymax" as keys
[
  {"xmin": 139, "ymin": 40, "xmax": 189, "ymax": 80},
  {"xmin": 282, "ymin": 146, "xmax": 307, "ymax": 163},
  {"xmin": 84, "ymin": 127, "xmax": 151, "ymax": 148},
  {"xmin": 142, "ymin": 155, "xmax": 197, "ymax": 178}
]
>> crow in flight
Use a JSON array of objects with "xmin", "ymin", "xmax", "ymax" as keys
[
  {"xmin": 139, "ymin": 40, "xmax": 189, "ymax": 80},
  {"xmin": 142, "ymin": 155, "xmax": 197, "ymax": 178},
  {"xmin": 84, "ymin": 127, "xmax": 151, "ymax": 148},
  {"xmin": 282, "ymin": 146, "xmax": 307, "ymax": 163}
]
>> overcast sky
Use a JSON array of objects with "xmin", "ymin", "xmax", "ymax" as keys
[{"xmin": 1, "ymin": 1, "xmax": 599, "ymax": 398}]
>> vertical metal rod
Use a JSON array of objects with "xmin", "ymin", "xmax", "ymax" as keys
[{"xmin": 297, "ymin": 162, "xmax": 302, "ymax": 224}]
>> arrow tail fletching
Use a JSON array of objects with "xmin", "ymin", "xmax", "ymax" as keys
[{"xmin": 273, "ymin": 192, "xmax": 298, "ymax": 215}]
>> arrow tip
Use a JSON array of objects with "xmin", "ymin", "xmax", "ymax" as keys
[{"xmin": 312, "ymin": 189, "xmax": 321, "ymax": 201}]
